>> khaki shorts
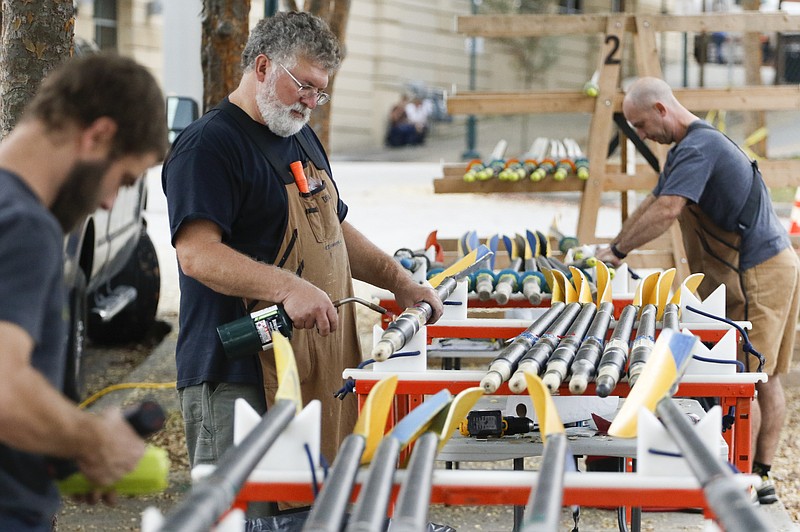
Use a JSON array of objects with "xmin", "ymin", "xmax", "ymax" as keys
[{"xmin": 740, "ymin": 247, "xmax": 800, "ymax": 375}]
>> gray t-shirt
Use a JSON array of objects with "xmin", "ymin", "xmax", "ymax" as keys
[
  {"xmin": 653, "ymin": 120, "xmax": 789, "ymax": 270},
  {"xmin": 0, "ymin": 169, "xmax": 67, "ymax": 528}
]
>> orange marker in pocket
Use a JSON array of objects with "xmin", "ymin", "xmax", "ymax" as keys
[{"xmin": 290, "ymin": 161, "xmax": 310, "ymax": 194}]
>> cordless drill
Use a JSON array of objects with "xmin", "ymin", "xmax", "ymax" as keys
[{"xmin": 459, "ymin": 410, "xmax": 535, "ymax": 438}]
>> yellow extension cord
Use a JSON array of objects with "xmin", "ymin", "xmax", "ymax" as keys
[{"xmin": 78, "ymin": 381, "xmax": 176, "ymax": 409}]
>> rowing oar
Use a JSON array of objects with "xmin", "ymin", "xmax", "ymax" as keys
[
  {"xmin": 568, "ymin": 261, "xmax": 615, "ymax": 394},
  {"xmin": 480, "ymin": 302, "xmax": 567, "ymax": 394},
  {"xmin": 157, "ymin": 332, "xmax": 301, "ymax": 532},
  {"xmin": 520, "ymin": 372, "xmax": 576, "ymax": 531},
  {"xmin": 372, "ymin": 245, "xmax": 493, "ymax": 361},
  {"xmin": 344, "ymin": 389, "xmax": 453, "ymax": 532},
  {"xmin": 593, "ymin": 270, "xmax": 659, "ymax": 398},
  {"xmin": 608, "ymin": 328, "xmax": 771, "ymax": 532},
  {"xmin": 303, "ymin": 376, "xmax": 398, "ymax": 532},
  {"xmin": 389, "ymin": 387, "xmax": 484, "ymax": 531}
]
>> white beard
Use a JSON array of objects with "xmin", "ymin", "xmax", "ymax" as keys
[{"xmin": 256, "ymin": 71, "xmax": 310, "ymax": 137}]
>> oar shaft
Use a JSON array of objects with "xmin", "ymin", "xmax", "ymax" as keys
[
  {"xmin": 569, "ymin": 301, "xmax": 615, "ymax": 394},
  {"xmin": 158, "ymin": 400, "xmax": 296, "ymax": 532},
  {"xmin": 627, "ymin": 304, "xmax": 657, "ymax": 388},
  {"xmin": 389, "ymin": 432, "xmax": 439, "ymax": 532},
  {"xmin": 595, "ymin": 304, "xmax": 637, "ymax": 397},
  {"xmin": 521, "ymin": 433, "xmax": 568, "ymax": 531},
  {"xmin": 509, "ymin": 302, "xmax": 582, "ymax": 392},
  {"xmin": 304, "ymin": 435, "xmax": 366, "ymax": 532},
  {"xmin": 662, "ymin": 303, "xmax": 680, "ymax": 331},
  {"xmin": 655, "ymin": 398, "xmax": 771, "ymax": 532},
  {"xmin": 481, "ymin": 302, "xmax": 566, "ymax": 393},
  {"xmin": 542, "ymin": 303, "xmax": 597, "ymax": 392},
  {"xmin": 345, "ymin": 437, "xmax": 402, "ymax": 532}
]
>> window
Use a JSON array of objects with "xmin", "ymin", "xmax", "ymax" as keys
[{"xmin": 94, "ymin": 0, "xmax": 117, "ymax": 51}]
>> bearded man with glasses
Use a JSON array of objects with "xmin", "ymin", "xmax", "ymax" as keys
[{"xmin": 162, "ymin": 11, "xmax": 442, "ymax": 495}]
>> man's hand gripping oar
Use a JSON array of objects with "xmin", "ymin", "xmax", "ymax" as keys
[{"xmin": 371, "ymin": 245, "xmax": 494, "ymax": 361}]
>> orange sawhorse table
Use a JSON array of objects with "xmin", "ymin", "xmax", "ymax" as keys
[
  {"xmin": 231, "ymin": 469, "xmax": 759, "ymax": 528},
  {"xmin": 341, "ymin": 369, "xmax": 764, "ymax": 475}
]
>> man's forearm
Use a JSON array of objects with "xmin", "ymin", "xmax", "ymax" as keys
[
  {"xmin": 613, "ymin": 195, "xmax": 686, "ymax": 254},
  {"xmin": 178, "ymin": 239, "xmax": 303, "ymax": 304},
  {"xmin": 342, "ymin": 221, "xmax": 409, "ymax": 292}
]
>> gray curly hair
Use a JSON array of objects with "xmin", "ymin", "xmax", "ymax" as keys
[{"xmin": 241, "ymin": 11, "xmax": 342, "ymax": 73}]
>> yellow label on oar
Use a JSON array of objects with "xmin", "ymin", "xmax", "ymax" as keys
[
  {"xmin": 669, "ymin": 273, "xmax": 705, "ymax": 306},
  {"xmin": 524, "ymin": 371, "xmax": 565, "ymax": 443},
  {"xmin": 272, "ymin": 331, "xmax": 302, "ymax": 414},
  {"xmin": 357, "ymin": 375, "xmax": 398, "ymax": 464},
  {"xmin": 435, "ymin": 387, "xmax": 484, "ymax": 453},
  {"xmin": 428, "ymin": 247, "xmax": 481, "ymax": 288},
  {"xmin": 608, "ymin": 329, "xmax": 697, "ymax": 438},
  {"xmin": 594, "ymin": 260, "xmax": 612, "ymax": 305},
  {"xmin": 655, "ymin": 268, "xmax": 676, "ymax": 320}
]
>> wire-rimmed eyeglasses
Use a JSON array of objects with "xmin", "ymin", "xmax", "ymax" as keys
[{"xmin": 279, "ymin": 63, "xmax": 330, "ymax": 106}]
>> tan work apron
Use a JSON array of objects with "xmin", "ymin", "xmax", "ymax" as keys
[
  {"xmin": 680, "ymin": 204, "xmax": 800, "ymax": 374},
  {"xmin": 250, "ymin": 162, "xmax": 361, "ymax": 465},
  {"xmin": 678, "ymin": 205, "xmax": 747, "ymax": 317}
]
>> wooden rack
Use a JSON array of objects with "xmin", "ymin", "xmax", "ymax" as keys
[{"xmin": 439, "ymin": 12, "xmax": 800, "ymax": 275}]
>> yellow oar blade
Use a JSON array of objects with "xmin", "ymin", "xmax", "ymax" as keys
[
  {"xmin": 608, "ymin": 329, "xmax": 698, "ymax": 438},
  {"xmin": 524, "ymin": 371, "xmax": 565, "ymax": 443},
  {"xmin": 655, "ymin": 268, "xmax": 676, "ymax": 320},
  {"xmin": 542, "ymin": 268, "xmax": 560, "ymax": 302},
  {"xmin": 272, "ymin": 331, "xmax": 302, "ymax": 414},
  {"xmin": 552, "ymin": 270, "xmax": 577, "ymax": 303},
  {"xmin": 428, "ymin": 245, "xmax": 492, "ymax": 288},
  {"xmin": 594, "ymin": 260, "xmax": 612, "ymax": 304},
  {"xmin": 669, "ymin": 273, "xmax": 705, "ymax": 306},
  {"xmin": 633, "ymin": 271, "xmax": 660, "ymax": 308},
  {"xmin": 355, "ymin": 376, "xmax": 399, "ymax": 463},
  {"xmin": 435, "ymin": 387, "xmax": 484, "ymax": 453},
  {"xmin": 569, "ymin": 266, "xmax": 593, "ymax": 304}
]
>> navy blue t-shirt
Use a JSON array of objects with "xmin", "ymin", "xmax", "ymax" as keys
[
  {"xmin": 0, "ymin": 169, "xmax": 67, "ymax": 528},
  {"xmin": 654, "ymin": 121, "xmax": 789, "ymax": 270},
  {"xmin": 162, "ymin": 100, "xmax": 348, "ymax": 388}
]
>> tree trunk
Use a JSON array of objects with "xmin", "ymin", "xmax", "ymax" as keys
[
  {"xmin": 0, "ymin": 1, "xmax": 74, "ymax": 138},
  {"xmin": 305, "ymin": 0, "xmax": 350, "ymax": 150},
  {"xmin": 201, "ymin": 0, "xmax": 251, "ymax": 113}
]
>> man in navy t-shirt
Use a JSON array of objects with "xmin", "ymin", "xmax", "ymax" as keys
[
  {"xmin": 162, "ymin": 12, "xmax": 444, "ymax": 479},
  {"xmin": 0, "ymin": 55, "xmax": 167, "ymax": 530}
]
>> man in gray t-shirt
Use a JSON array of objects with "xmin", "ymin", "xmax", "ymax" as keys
[
  {"xmin": 0, "ymin": 55, "xmax": 166, "ymax": 530},
  {"xmin": 597, "ymin": 76, "xmax": 800, "ymax": 505}
]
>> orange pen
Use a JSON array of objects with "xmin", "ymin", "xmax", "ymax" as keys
[{"xmin": 289, "ymin": 160, "xmax": 310, "ymax": 193}]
